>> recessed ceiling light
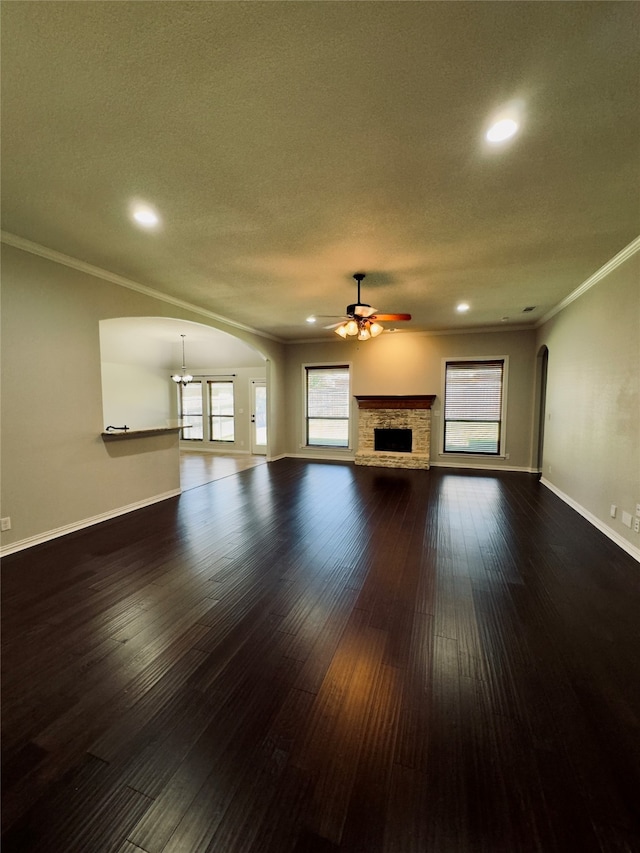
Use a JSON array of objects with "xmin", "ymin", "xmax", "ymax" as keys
[
  {"xmin": 456, "ymin": 302, "xmax": 470, "ymax": 313},
  {"xmin": 486, "ymin": 118, "xmax": 519, "ymax": 143},
  {"xmin": 131, "ymin": 203, "xmax": 160, "ymax": 228},
  {"xmin": 306, "ymin": 316, "xmax": 316, "ymax": 324}
]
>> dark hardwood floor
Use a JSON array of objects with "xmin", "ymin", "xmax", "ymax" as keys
[{"xmin": 2, "ymin": 459, "xmax": 639, "ymax": 852}]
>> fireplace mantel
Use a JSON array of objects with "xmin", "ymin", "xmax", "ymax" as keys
[{"xmin": 354, "ymin": 395, "xmax": 436, "ymax": 410}]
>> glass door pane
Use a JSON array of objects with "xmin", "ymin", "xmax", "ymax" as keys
[{"xmin": 251, "ymin": 381, "xmax": 267, "ymax": 454}]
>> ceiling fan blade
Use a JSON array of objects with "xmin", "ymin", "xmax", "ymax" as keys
[
  {"xmin": 323, "ymin": 321, "xmax": 346, "ymax": 330},
  {"xmin": 370, "ymin": 313, "xmax": 412, "ymax": 322}
]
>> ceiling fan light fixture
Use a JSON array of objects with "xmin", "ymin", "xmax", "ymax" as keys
[{"xmin": 329, "ymin": 273, "xmax": 411, "ymax": 341}]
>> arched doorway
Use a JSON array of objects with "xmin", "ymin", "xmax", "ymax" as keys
[{"xmin": 99, "ymin": 317, "xmax": 269, "ymax": 489}]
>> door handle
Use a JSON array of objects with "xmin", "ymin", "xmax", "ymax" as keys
[{"xmin": 251, "ymin": 415, "xmax": 255, "ymax": 423}]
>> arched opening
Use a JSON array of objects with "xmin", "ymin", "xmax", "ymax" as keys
[
  {"xmin": 99, "ymin": 317, "xmax": 269, "ymax": 489},
  {"xmin": 533, "ymin": 345, "xmax": 549, "ymax": 475}
]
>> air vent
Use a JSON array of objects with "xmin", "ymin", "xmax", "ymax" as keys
[{"xmin": 522, "ymin": 306, "xmax": 536, "ymax": 313}]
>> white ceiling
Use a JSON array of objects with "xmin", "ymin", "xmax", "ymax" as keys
[{"xmin": 2, "ymin": 2, "xmax": 639, "ymax": 342}]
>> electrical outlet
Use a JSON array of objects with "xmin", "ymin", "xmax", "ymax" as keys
[
  {"xmin": 0, "ymin": 517, "xmax": 11, "ymax": 531},
  {"xmin": 634, "ymin": 518, "xmax": 640, "ymax": 534}
]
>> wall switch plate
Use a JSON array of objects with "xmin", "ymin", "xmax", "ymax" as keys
[
  {"xmin": 610, "ymin": 504, "xmax": 617, "ymax": 518},
  {"xmin": 634, "ymin": 518, "xmax": 640, "ymax": 534},
  {"xmin": 622, "ymin": 511, "xmax": 632, "ymax": 528},
  {"xmin": 0, "ymin": 517, "xmax": 11, "ymax": 531}
]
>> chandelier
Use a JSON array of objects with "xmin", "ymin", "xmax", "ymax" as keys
[{"xmin": 171, "ymin": 334, "xmax": 193, "ymax": 385}]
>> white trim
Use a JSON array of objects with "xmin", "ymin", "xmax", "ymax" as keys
[
  {"xmin": 431, "ymin": 461, "xmax": 537, "ymax": 473},
  {"xmin": 179, "ymin": 443, "xmax": 251, "ymax": 455},
  {"xmin": 283, "ymin": 454, "xmax": 531, "ymax": 470},
  {"xmin": 0, "ymin": 489, "xmax": 182, "ymax": 557},
  {"xmin": 287, "ymin": 324, "xmax": 534, "ymax": 345},
  {"xmin": 537, "ymin": 235, "xmax": 640, "ymax": 327},
  {"xmin": 1, "ymin": 230, "xmax": 283, "ymax": 343},
  {"xmin": 285, "ymin": 451, "xmax": 356, "ymax": 463},
  {"xmin": 540, "ymin": 478, "xmax": 640, "ymax": 563}
]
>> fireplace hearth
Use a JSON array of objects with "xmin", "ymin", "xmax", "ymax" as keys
[{"xmin": 354, "ymin": 396, "xmax": 436, "ymax": 470}]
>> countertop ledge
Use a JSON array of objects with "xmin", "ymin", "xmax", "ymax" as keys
[{"xmin": 101, "ymin": 423, "xmax": 190, "ymax": 439}]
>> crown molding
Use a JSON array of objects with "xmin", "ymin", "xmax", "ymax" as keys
[
  {"xmin": 287, "ymin": 323, "xmax": 535, "ymax": 345},
  {"xmin": 0, "ymin": 231, "xmax": 284, "ymax": 344},
  {"xmin": 537, "ymin": 235, "xmax": 640, "ymax": 327}
]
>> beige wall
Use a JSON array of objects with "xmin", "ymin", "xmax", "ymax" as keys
[
  {"xmin": 536, "ymin": 249, "xmax": 640, "ymax": 554},
  {"xmin": 284, "ymin": 328, "xmax": 538, "ymax": 470},
  {"xmin": 101, "ymin": 361, "xmax": 174, "ymax": 429},
  {"xmin": 0, "ymin": 244, "xmax": 285, "ymax": 552}
]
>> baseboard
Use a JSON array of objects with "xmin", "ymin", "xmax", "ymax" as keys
[
  {"xmin": 540, "ymin": 478, "xmax": 640, "ymax": 563},
  {"xmin": 431, "ymin": 461, "xmax": 539, "ymax": 473},
  {"xmin": 0, "ymin": 488, "xmax": 182, "ymax": 557},
  {"xmin": 179, "ymin": 444, "xmax": 251, "ymax": 455},
  {"xmin": 278, "ymin": 454, "xmax": 535, "ymax": 472},
  {"xmin": 284, "ymin": 452, "xmax": 356, "ymax": 463}
]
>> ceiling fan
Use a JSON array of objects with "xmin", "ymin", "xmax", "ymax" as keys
[{"xmin": 319, "ymin": 273, "xmax": 411, "ymax": 340}]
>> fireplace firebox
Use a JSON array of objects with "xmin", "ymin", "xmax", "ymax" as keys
[{"xmin": 374, "ymin": 428, "xmax": 412, "ymax": 453}]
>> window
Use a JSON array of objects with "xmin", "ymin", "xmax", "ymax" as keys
[
  {"xmin": 179, "ymin": 381, "xmax": 203, "ymax": 440},
  {"xmin": 444, "ymin": 360, "xmax": 505, "ymax": 455},
  {"xmin": 306, "ymin": 365, "xmax": 350, "ymax": 447},
  {"xmin": 208, "ymin": 381, "xmax": 234, "ymax": 442}
]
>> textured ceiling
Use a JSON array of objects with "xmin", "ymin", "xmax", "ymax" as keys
[{"xmin": 2, "ymin": 1, "xmax": 639, "ymax": 341}]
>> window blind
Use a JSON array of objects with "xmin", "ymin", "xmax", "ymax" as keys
[
  {"xmin": 306, "ymin": 366, "xmax": 350, "ymax": 447},
  {"xmin": 444, "ymin": 360, "xmax": 504, "ymax": 454}
]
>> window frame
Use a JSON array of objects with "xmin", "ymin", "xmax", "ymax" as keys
[
  {"xmin": 178, "ymin": 379, "xmax": 204, "ymax": 441},
  {"xmin": 208, "ymin": 380, "xmax": 235, "ymax": 443},
  {"xmin": 177, "ymin": 376, "xmax": 238, "ymax": 444},
  {"xmin": 303, "ymin": 363, "xmax": 352, "ymax": 450},
  {"xmin": 440, "ymin": 356, "xmax": 509, "ymax": 458}
]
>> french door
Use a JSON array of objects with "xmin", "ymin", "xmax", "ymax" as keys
[{"xmin": 250, "ymin": 380, "xmax": 267, "ymax": 455}]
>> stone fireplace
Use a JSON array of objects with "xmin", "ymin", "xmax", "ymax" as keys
[{"xmin": 354, "ymin": 395, "xmax": 436, "ymax": 469}]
